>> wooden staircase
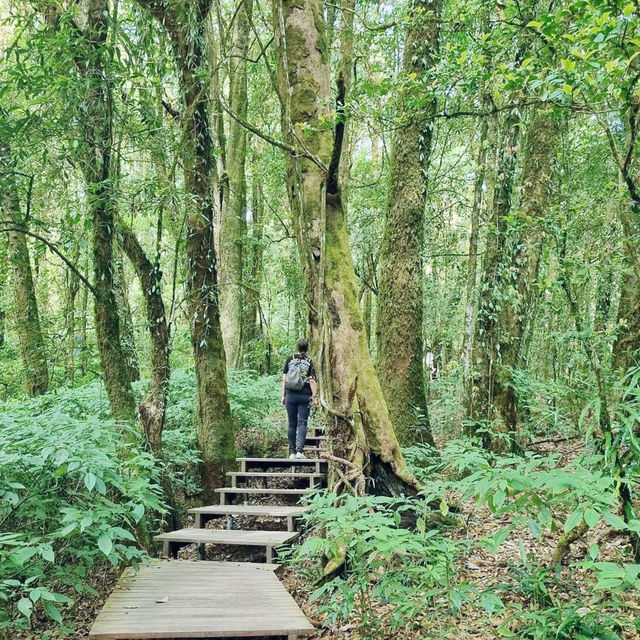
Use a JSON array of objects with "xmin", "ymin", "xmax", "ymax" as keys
[
  {"xmin": 89, "ymin": 422, "xmax": 327, "ymax": 639},
  {"xmin": 155, "ymin": 424, "xmax": 327, "ymax": 562}
]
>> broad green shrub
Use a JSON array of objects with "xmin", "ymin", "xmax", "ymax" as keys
[
  {"xmin": 0, "ymin": 392, "xmax": 165, "ymax": 632},
  {"xmin": 290, "ymin": 492, "xmax": 469, "ymax": 638}
]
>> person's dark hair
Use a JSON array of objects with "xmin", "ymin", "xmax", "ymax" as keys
[{"xmin": 296, "ymin": 338, "xmax": 309, "ymax": 354}]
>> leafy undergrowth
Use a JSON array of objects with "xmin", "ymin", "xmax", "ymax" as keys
[
  {"xmin": 0, "ymin": 368, "xmax": 284, "ymax": 637},
  {"xmin": 283, "ymin": 437, "xmax": 640, "ymax": 640}
]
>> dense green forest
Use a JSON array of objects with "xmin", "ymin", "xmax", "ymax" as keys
[{"xmin": 2, "ymin": 0, "xmax": 640, "ymax": 637}]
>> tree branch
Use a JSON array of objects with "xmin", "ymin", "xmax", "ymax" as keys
[
  {"xmin": 0, "ymin": 224, "xmax": 100, "ymax": 299},
  {"xmin": 218, "ymin": 98, "xmax": 326, "ymax": 169}
]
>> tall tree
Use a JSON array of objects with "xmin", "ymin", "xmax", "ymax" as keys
[
  {"xmin": 136, "ymin": 0, "xmax": 234, "ymax": 499},
  {"xmin": 243, "ymin": 179, "xmax": 264, "ymax": 353},
  {"xmin": 462, "ymin": 116, "xmax": 489, "ymax": 406},
  {"xmin": 63, "ymin": 241, "xmax": 80, "ymax": 384},
  {"xmin": 118, "ymin": 224, "xmax": 170, "ymax": 459},
  {"xmin": 273, "ymin": 0, "xmax": 418, "ymax": 496},
  {"xmin": 0, "ymin": 138, "xmax": 49, "ymax": 396},
  {"xmin": 219, "ymin": 0, "xmax": 253, "ymax": 368},
  {"xmin": 469, "ymin": 112, "xmax": 520, "ymax": 437},
  {"xmin": 601, "ymin": 95, "xmax": 640, "ymax": 372},
  {"xmin": 376, "ymin": 0, "xmax": 440, "ymax": 446},
  {"xmin": 491, "ymin": 110, "xmax": 559, "ymax": 441},
  {"xmin": 46, "ymin": 0, "xmax": 137, "ymax": 420}
]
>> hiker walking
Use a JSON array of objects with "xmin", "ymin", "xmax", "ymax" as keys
[{"xmin": 282, "ymin": 338, "xmax": 318, "ymax": 459}]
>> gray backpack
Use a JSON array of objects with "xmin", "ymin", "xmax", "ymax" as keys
[{"xmin": 285, "ymin": 357, "xmax": 311, "ymax": 391}]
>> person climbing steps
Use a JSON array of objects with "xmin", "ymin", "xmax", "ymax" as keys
[{"xmin": 282, "ymin": 338, "xmax": 318, "ymax": 459}]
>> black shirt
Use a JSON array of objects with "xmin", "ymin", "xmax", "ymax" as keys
[{"xmin": 283, "ymin": 354, "xmax": 315, "ymax": 395}]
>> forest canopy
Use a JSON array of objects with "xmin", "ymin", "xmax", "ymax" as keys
[{"xmin": 2, "ymin": 0, "xmax": 640, "ymax": 637}]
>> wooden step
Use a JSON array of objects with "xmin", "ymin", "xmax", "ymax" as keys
[
  {"xmin": 305, "ymin": 435, "xmax": 326, "ymax": 444},
  {"xmin": 89, "ymin": 561, "xmax": 314, "ymax": 639},
  {"xmin": 154, "ymin": 529, "xmax": 299, "ymax": 563},
  {"xmin": 216, "ymin": 487, "xmax": 308, "ymax": 505},
  {"xmin": 237, "ymin": 457, "xmax": 326, "ymax": 473},
  {"xmin": 189, "ymin": 505, "xmax": 307, "ymax": 531},
  {"xmin": 226, "ymin": 471, "xmax": 325, "ymax": 489}
]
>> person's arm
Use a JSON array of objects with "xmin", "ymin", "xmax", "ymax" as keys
[
  {"xmin": 309, "ymin": 359, "xmax": 318, "ymax": 407},
  {"xmin": 281, "ymin": 374, "xmax": 287, "ymax": 406}
]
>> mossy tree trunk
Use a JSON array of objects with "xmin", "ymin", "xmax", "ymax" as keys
[
  {"xmin": 64, "ymin": 241, "xmax": 81, "ymax": 384},
  {"xmin": 491, "ymin": 110, "xmax": 559, "ymax": 443},
  {"xmin": 79, "ymin": 252, "xmax": 90, "ymax": 377},
  {"xmin": 602, "ymin": 100, "xmax": 640, "ymax": 371},
  {"xmin": 462, "ymin": 116, "xmax": 489, "ymax": 408},
  {"xmin": 0, "ymin": 140, "xmax": 49, "ymax": 397},
  {"xmin": 114, "ymin": 243, "xmax": 141, "ymax": 382},
  {"xmin": 468, "ymin": 112, "xmax": 520, "ymax": 442},
  {"xmin": 137, "ymin": 0, "xmax": 234, "ymax": 500},
  {"xmin": 376, "ymin": 0, "xmax": 440, "ymax": 447},
  {"xmin": 119, "ymin": 222, "xmax": 179, "ymax": 527},
  {"xmin": 59, "ymin": 0, "xmax": 136, "ymax": 421},
  {"xmin": 118, "ymin": 224, "xmax": 170, "ymax": 459},
  {"xmin": 243, "ymin": 180, "xmax": 265, "ymax": 353},
  {"xmin": 336, "ymin": 0, "xmax": 355, "ymax": 206},
  {"xmin": 273, "ymin": 0, "xmax": 418, "ymax": 496},
  {"xmin": 219, "ymin": 0, "xmax": 253, "ymax": 368}
]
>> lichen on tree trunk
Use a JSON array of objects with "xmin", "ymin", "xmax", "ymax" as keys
[
  {"xmin": 376, "ymin": 0, "xmax": 440, "ymax": 447},
  {"xmin": 219, "ymin": 0, "xmax": 253, "ymax": 368},
  {"xmin": 63, "ymin": 0, "xmax": 136, "ymax": 421},
  {"xmin": 469, "ymin": 111, "xmax": 520, "ymax": 446},
  {"xmin": 0, "ymin": 139, "xmax": 49, "ymax": 397},
  {"xmin": 490, "ymin": 110, "xmax": 559, "ymax": 445},
  {"xmin": 136, "ymin": 0, "xmax": 235, "ymax": 501},
  {"xmin": 272, "ymin": 0, "xmax": 418, "ymax": 496}
]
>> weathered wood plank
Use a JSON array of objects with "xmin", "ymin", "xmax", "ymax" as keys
[
  {"xmin": 216, "ymin": 487, "xmax": 308, "ymax": 496},
  {"xmin": 89, "ymin": 561, "xmax": 314, "ymax": 639},
  {"xmin": 154, "ymin": 529, "xmax": 298, "ymax": 545},
  {"xmin": 189, "ymin": 505, "xmax": 307, "ymax": 531},
  {"xmin": 226, "ymin": 472, "xmax": 325, "ymax": 479}
]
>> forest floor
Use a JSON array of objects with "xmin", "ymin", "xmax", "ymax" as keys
[
  {"xmin": 282, "ymin": 438, "xmax": 640, "ymax": 640},
  {"xmin": 13, "ymin": 439, "xmax": 640, "ymax": 640}
]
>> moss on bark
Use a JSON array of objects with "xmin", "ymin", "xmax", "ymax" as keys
[
  {"xmin": 273, "ymin": 0, "xmax": 418, "ymax": 495},
  {"xmin": 377, "ymin": 0, "xmax": 440, "ymax": 447},
  {"xmin": 219, "ymin": 0, "xmax": 253, "ymax": 368},
  {"xmin": 136, "ymin": 0, "xmax": 235, "ymax": 500},
  {"xmin": 0, "ymin": 141, "xmax": 49, "ymax": 397}
]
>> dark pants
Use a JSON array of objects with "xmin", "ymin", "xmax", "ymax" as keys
[{"xmin": 285, "ymin": 391, "xmax": 311, "ymax": 453}]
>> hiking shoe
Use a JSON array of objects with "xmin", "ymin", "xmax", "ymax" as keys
[
  {"xmin": 289, "ymin": 453, "xmax": 297, "ymax": 460},
  {"xmin": 295, "ymin": 451, "xmax": 306, "ymax": 459}
]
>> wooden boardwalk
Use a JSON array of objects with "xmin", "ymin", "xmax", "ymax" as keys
[
  {"xmin": 89, "ymin": 424, "xmax": 327, "ymax": 639},
  {"xmin": 89, "ymin": 561, "xmax": 314, "ymax": 639}
]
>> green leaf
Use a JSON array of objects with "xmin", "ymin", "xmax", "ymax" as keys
[
  {"xmin": 84, "ymin": 472, "xmax": 97, "ymax": 492},
  {"xmin": 602, "ymin": 510, "xmax": 628, "ymax": 530},
  {"xmin": 588, "ymin": 543, "xmax": 600, "ymax": 560},
  {"xmin": 40, "ymin": 544, "xmax": 55, "ymax": 563},
  {"xmin": 527, "ymin": 519, "xmax": 542, "ymax": 539},
  {"xmin": 480, "ymin": 591, "xmax": 505, "ymax": 616},
  {"xmin": 584, "ymin": 508, "xmax": 599, "ymax": 528},
  {"xmin": 564, "ymin": 508, "xmax": 583, "ymax": 533},
  {"xmin": 493, "ymin": 489, "xmax": 506, "ymax": 510},
  {"xmin": 132, "ymin": 504, "xmax": 145, "ymax": 523},
  {"xmin": 98, "ymin": 533, "xmax": 113, "ymax": 557},
  {"xmin": 55, "ymin": 523, "xmax": 77, "ymax": 538},
  {"xmin": 44, "ymin": 601, "xmax": 62, "ymax": 623},
  {"xmin": 10, "ymin": 546, "xmax": 38, "ymax": 566},
  {"xmin": 17, "ymin": 597, "xmax": 32, "ymax": 619}
]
